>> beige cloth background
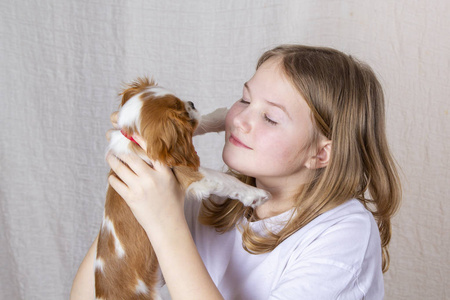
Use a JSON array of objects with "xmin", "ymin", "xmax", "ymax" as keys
[{"xmin": 1, "ymin": 0, "xmax": 448, "ymax": 299}]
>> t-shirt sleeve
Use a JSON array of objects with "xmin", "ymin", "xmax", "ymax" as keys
[{"xmin": 268, "ymin": 210, "xmax": 384, "ymax": 300}]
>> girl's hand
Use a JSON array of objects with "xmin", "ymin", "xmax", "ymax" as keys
[{"xmin": 106, "ymin": 152, "xmax": 185, "ymax": 233}]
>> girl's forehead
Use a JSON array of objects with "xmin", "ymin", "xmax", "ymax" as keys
[
  {"xmin": 248, "ymin": 60, "xmax": 288, "ymax": 90},
  {"xmin": 255, "ymin": 57, "xmax": 285, "ymax": 76},
  {"xmin": 248, "ymin": 59, "xmax": 309, "ymax": 112}
]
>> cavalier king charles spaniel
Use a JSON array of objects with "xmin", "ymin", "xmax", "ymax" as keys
[{"xmin": 95, "ymin": 77, "xmax": 270, "ymax": 300}]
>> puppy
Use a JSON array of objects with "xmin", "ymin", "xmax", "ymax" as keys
[{"xmin": 95, "ymin": 77, "xmax": 270, "ymax": 299}]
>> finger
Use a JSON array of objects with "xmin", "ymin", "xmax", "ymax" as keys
[
  {"xmin": 107, "ymin": 153, "xmax": 138, "ymax": 184},
  {"xmin": 110, "ymin": 111, "xmax": 119, "ymax": 128},
  {"xmin": 106, "ymin": 129, "xmax": 115, "ymax": 141},
  {"xmin": 113, "ymin": 152, "xmax": 154, "ymax": 177},
  {"xmin": 131, "ymin": 134, "xmax": 148, "ymax": 152},
  {"xmin": 124, "ymin": 154, "xmax": 170, "ymax": 176},
  {"xmin": 151, "ymin": 159, "xmax": 173, "ymax": 175},
  {"xmin": 108, "ymin": 174, "xmax": 129, "ymax": 200}
]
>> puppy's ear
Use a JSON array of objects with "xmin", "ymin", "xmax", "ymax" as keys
[
  {"xmin": 120, "ymin": 77, "xmax": 155, "ymax": 106},
  {"xmin": 143, "ymin": 110, "xmax": 200, "ymax": 169}
]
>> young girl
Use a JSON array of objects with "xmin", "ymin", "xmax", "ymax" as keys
[{"xmin": 71, "ymin": 45, "xmax": 401, "ymax": 299}]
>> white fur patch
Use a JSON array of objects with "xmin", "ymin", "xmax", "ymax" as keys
[
  {"xmin": 106, "ymin": 130, "xmax": 153, "ymax": 170},
  {"xmin": 150, "ymin": 86, "xmax": 174, "ymax": 98},
  {"xmin": 135, "ymin": 278, "xmax": 149, "ymax": 295},
  {"xmin": 107, "ymin": 130, "xmax": 132, "ymax": 155},
  {"xmin": 117, "ymin": 87, "xmax": 174, "ymax": 135},
  {"xmin": 94, "ymin": 257, "xmax": 105, "ymax": 273},
  {"xmin": 118, "ymin": 94, "xmax": 143, "ymax": 130},
  {"xmin": 102, "ymin": 216, "xmax": 126, "ymax": 258}
]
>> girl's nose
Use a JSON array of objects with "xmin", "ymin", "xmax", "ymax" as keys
[{"xmin": 233, "ymin": 109, "xmax": 252, "ymax": 133}]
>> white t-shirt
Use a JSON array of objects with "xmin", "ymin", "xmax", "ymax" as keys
[{"xmin": 163, "ymin": 198, "xmax": 384, "ymax": 300}]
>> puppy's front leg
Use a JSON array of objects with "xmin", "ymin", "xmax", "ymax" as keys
[{"xmin": 186, "ymin": 168, "xmax": 271, "ymax": 207}]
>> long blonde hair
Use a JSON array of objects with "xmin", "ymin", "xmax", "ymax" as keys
[{"xmin": 199, "ymin": 45, "xmax": 401, "ymax": 273}]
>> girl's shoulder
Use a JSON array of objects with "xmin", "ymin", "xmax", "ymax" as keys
[
  {"xmin": 286, "ymin": 199, "xmax": 381, "ymax": 260},
  {"xmin": 304, "ymin": 199, "xmax": 377, "ymax": 237}
]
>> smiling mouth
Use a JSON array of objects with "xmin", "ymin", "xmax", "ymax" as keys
[{"xmin": 229, "ymin": 134, "xmax": 252, "ymax": 149}]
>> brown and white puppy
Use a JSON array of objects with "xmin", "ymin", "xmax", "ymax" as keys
[{"xmin": 95, "ymin": 77, "xmax": 270, "ymax": 299}]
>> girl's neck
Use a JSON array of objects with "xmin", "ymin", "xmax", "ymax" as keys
[{"xmin": 254, "ymin": 179, "xmax": 299, "ymax": 219}]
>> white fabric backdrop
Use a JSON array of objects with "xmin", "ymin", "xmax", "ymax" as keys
[{"xmin": 1, "ymin": 0, "xmax": 449, "ymax": 299}]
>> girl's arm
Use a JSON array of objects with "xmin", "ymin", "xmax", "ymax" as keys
[
  {"xmin": 107, "ymin": 152, "xmax": 224, "ymax": 300},
  {"xmin": 70, "ymin": 235, "xmax": 98, "ymax": 300}
]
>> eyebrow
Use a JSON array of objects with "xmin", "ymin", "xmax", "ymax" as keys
[{"xmin": 244, "ymin": 82, "xmax": 292, "ymax": 119}]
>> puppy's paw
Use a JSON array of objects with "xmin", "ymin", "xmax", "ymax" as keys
[
  {"xmin": 186, "ymin": 180, "xmax": 219, "ymax": 201},
  {"xmin": 188, "ymin": 167, "xmax": 271, "ymax": 207},
  {"xmin": 230, "ymin": 187, "xmax": 271, "ymax": 208}
]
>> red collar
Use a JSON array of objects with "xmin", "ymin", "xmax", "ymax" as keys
[{"xmin": 121, "ymin": 130, "xmax": 139, "ymax": 145}]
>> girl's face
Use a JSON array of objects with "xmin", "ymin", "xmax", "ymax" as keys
[{"xmin": 223, "ymin": 58, "xmax": 317, "ymax": 188}]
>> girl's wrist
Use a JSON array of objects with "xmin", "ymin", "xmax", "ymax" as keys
[
  {"xmin": 145, "ymin": 212, "xmax": 223, "ymax": 300},
  {"xmin": 144, "ymin": 212, "xmax": 192, "ymax": 262},
  {"xmin": 142, "ymin": 202, "xmax": 186, "ymax": 242}
]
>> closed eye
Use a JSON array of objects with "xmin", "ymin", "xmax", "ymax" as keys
[
  {"xmin": 240, "ymin": 99, "xmax": 277, "ymax": 125},
  {"xmin": 264, "ymin": 114, "xmax": 277, "ymax": 125}
]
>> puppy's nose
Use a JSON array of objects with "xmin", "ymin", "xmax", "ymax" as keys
[{"xmin": 187, "ymin": 101, "xmax": 196, "ymax": 110}]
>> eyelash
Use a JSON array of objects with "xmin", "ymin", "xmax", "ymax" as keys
[
  {"xmin": 264, "ymin": 115, "xmax": 277, "ymax": 125},
  {"xmin": 239, "ymin": 99, "xmax": 278, "ymax": 125}
]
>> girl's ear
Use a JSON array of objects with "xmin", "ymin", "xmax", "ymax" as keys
[{"xmin": 306, "ymin": 140, "xmax": 332, "ymax": 170}]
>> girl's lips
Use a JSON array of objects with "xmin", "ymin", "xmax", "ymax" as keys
[{"xmin": 229, "ymin": 134, "xmax": 252, "ymax": 149}]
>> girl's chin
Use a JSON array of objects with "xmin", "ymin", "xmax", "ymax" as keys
[
  {"xmin": 223, "ymin": 159, "xmax": 254, "ymax": 178},
  {"xmin": 222, "ymin": 146, "xmax": 259, "ymax": 176},
  {"xmin": 223, "ymin": 154, "xmax": 243, "ymax": 173}
]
